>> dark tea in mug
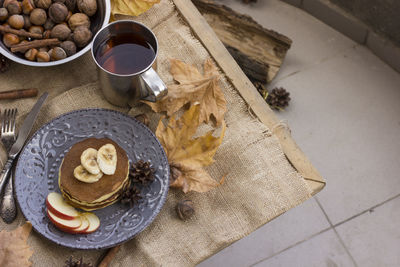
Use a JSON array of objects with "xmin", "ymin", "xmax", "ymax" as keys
[{"xmin": 95, "ymin": 33, "xmax": 156, "ymax": 75}]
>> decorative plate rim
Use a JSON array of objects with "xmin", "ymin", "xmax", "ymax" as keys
[{"xmin": 14, "ymin": 108, "xmax": 170, "ymax": 250}]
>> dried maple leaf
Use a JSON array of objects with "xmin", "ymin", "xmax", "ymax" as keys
[
  {"xmin": 110, "ymin": 0, "xmax": 160, "ymax": 19},
  {"xmin": 0, "ymin": 222, "xmax": 33, "ymax": 267},
  {"xmin": 156, "ymin": 105, "xmax": 226, "ymax": 193},
  {"xmin": 146, "ymin": 59, "xmax": 227, "ymax": 126}
]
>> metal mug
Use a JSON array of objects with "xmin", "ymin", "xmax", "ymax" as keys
[{"xmin": 91, "ymin": 20, "xmax": 167, "ymax": 107}]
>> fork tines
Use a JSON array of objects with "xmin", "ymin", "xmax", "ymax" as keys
[{"xmin": 1, "ymin": 108, "xmax": 17, "ymax": 135}]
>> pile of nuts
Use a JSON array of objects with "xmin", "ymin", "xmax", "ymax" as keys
[{"xmin": 0, "ymin": 0, "xmax": 97, "ymax": 62}]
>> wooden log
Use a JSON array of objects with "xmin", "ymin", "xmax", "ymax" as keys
[{"xmin": 192, "ymin": 0, "xmax": 292, "ymax": 83}]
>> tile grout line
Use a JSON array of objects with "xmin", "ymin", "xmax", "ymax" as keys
[
  {"xmin": 314, "ymin": 197, "xmax": 359, "ymax": 267},
  {"xmin": 332, "ymin": 193, "xmax": 400, "ymax": 228},
  {"xmin": 248, "ymin": 226, "xmax": 332, "ymax": 266}
]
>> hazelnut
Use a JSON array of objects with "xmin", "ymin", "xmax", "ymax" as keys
[
  {"xmin": 72, "ymin": 25, "xmax": 91, "ymax": 47},
  {"xmin": 33, "ymin": 0, "xmax": 51, "ymax": 9},
  {"xmin": 36, "ymin": 51, "xmax": 50, "ymax": 62},
  {"xmin": 50, "ymin": 23, "xmax": 70, "ymax": 40},
  {"xmin": 50, "ymin": 46, "xmax": 66, "ymax": 60},
  {"xmin": 29, "ymin": 8, "xmax": 46, "ymax": 25},
  {"xmin": 77, "ymin": 0, "xmax": 96, "ymax": 16},
  {"xmin": 0, "ymin": 8, "xmax": 8, "ymax": 21},
  {"xmin": 3, "ymin": 33, "xmax": 19, "ymax": 47},
  {"xmin": 68, "ymin": 12, "xmax": 89, "ymax": 31},
  {"xmin": 23, "ymin": 14, "xmax": 31, "ymax": 29},
  {"xmin": 2, "ymin": 0, "xmax": 13, "ymax": 8},
  {"xmin": 176, "ymin": 199, "xmax": 194, "ymax": 220},
  {"xmin": 64, "ymin": 0, "xmax": 76, "ymax": 11},
  {"xmin": 8, "ymin": 14, "xmax": 24, "ymax": 29},
  {"xmin": 43, "ymin": 17, "xmax": 54, "ymax": 30},
  {"xmin": 60, "ymin": 40, "xmax": 76, "ymax": 56},
  {"xmin": 7, "ymin": 1, "xmax": 22, "ymax": 15},
  {"xmin": 22, "ymin": 0, "xmax": 35, "ymax": 15},
  {"xmin": 28, "ymin": 25, "xmax": 43, "ymax": 34},
  {"xmin": 24, "ymin": 48, "xmax": 38, "ymax": 61},
  {"xmin": 48, "ymin": 3, "xmax": 68, "ymax": 23}
]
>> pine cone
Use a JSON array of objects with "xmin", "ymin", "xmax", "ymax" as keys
[
  {"xmin": 266, "ymin": 87, "xmax": 291, "ymax": 110},
  {"xmin": 0, "ymin": 55, "xmax": 10, "ymax": 73},
  {"xmin": 130, "ymin": 160, "xmax": 155, "ymax": 185},
  {"xmin": 64, "ymin": 256, "xmax": 93, "ymax": 267},
  {"xmin": 120, "ymin": 186, "xmax": 142, "ymax": 208},
  {"xmin": 253, "ymin": 82, "xmax": 268, "ymax": 100}
]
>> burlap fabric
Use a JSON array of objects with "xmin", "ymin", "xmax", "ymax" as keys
[{"xmin": 0, "ymin": 0, "xmax": 312, "ymax": 266}]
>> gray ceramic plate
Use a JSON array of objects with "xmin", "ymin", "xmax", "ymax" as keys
[{"xmin": 14, "ymin": 109, "xmax": 170, "ymax": 249}]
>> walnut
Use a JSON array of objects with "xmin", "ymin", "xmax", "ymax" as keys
[
  {"xmin": 68, "ymin": 12, "xmax": 89, "ymax": 31},
  {"xmin": 29, "ymin": 8, "xmax": 46, "ymax": 25},
  {"xmin": 50, "ymin": 23, "xmax": 70, "ymax": 40},
  {"xmin": 64, "ymin": 0, "xmax": 76, "ymax": 11},
  {"xmin": 43, "ymin": 17, "xmax": 54, "ymax": 30},
  {"xmin": 33, "ymin": 0, "xmax": 51, "ymax": 9},
  {"xmin": 60, "ymin": 40, "xmax": 76, "ymax": 56},
  {"xmin": 48, "ymin": 2, "xmax": 68, "ymax": 23},
  {"xmin": 72, "ymin": 25, "xmax": 91, "ymax": 47},
  {"xmin": 77, "ymin": 0, "xmax": 96, "ymax": 16}
]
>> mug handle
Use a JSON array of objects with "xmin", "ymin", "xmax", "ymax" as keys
[{"xmin": 140, "ymin": 67, "xmax": 168, "ymax": 102}]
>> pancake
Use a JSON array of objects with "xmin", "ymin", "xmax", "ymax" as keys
[{"xmin": 59, "ymin": 138, "xmax": 130, "ymax": 210}]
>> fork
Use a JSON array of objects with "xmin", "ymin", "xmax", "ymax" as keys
[{"xmin": 0, "ymin": 108, "xmax": 18, "ymax": 223}]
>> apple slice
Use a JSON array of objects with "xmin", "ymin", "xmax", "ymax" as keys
[
  {"xmin": 70, "ymin": 216, "xmax": 90, "ymax": 234},
  {"xmin": 47, "ymin": 209, "xmax": 82, "ymax": 232},
  {"xmin": 46, "ymin": 192, "xmax": 79, "ymax": 220},
  {"xmin": 81, "ymin": 212, "xmax": 100, "ymax": 233}
]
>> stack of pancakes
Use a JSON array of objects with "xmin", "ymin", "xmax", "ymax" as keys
[{"xmin": 59, "ymin": 138, "xmax": 130, "ymax": 211}]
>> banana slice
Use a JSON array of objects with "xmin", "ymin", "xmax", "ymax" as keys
[
  {"xmin": 97, "ymin": 144, "xmax": 117, "ymax": 175},
  {"xmin": 74, "ymin": 165, "xmax": 103, "ymax": 183},
  {"xmin": 81, "ymin": 148, "xmax": 101, "ymax": 175}
]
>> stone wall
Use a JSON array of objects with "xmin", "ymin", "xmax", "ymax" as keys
[{"xmin": 330, "ymin": 0, "xmax": 400, "ymax": 46}]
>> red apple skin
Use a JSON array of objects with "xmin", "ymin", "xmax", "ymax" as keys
[
  {"xmin": 82, "ymin": 213, "xmax": 100, "ymax": 234},
  {"xmin": 47, "ymin": 210, "xmax": 82, "ymax": 233},
  {"xmin": 46, "ymin": 193, "xmax": 79, "ymax": 220}
]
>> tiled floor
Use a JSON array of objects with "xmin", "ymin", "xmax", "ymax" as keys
[{"xmin": 198, "ymin": 0, "xmax": 400, "ymax": 266}]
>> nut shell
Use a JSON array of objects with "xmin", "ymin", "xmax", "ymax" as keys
[
  {"xmin": 43, "ymin": 17, "xmax": 54, "ymax": 30},
  {"xmin": 60, "ymin": 40, "xmax": 76, "ymax": 56},
  {"xmin": 176, "ymin": 199, "xmax": 195, "ymax": 220},
  {"xmin": 24, "ymin": 48, "xmax": 38, "ymax": 61},
  {"xmin": 29, "ymin": 8, "xmax": 46, "ymax": 25},
  {"xmin": 36, "ymin": 51, "xmax": 50, "ymax": 62},
  {"xmin": 0, "ymin": 8, "xmax": 8, "ymax": 21},
  {"xmin": 50, "ymin": 23, "xmax": 70, "ymax": 40},
  {"xmin": 68, "ymin": 12, "xmax": 89, "ymax": 31},
  {"xmin": 7, "ymin": 1, "xmax": 22, "ymax": 15},
  {"xmin": 72, "ymin": 25, "xmax": 92, "ymax": 47},
  {"xmin": 22, "ymin": 0, "xmax": 35, "ymax": 15},
  {"xmin": 23, "ymin": 14, "xmax": 31, "ymax": 29},
  {"xmin": 8, "ymin": 14, "xmax": 24, "ymax": 29},
  {"xmin": 3, "ymin": 32, "xmax": 19, "ymax": 47},
  {"xmin": 77, "ymin": 0, "xmax": 97, "ymax": 16},
  {"xmin": 33, "ymin": 0, "xmax": 51, "ymax": 9},
  {"xmin": 64, "ymin": 0, "xmax": 76, "ymax": 11},
  {"xmin": 50, "ymin": 46, "xmax": 67, "ymax": 60},
  {"xmin": 28, "ymin": 25, "xmax": 43, "ymax": 34},
  {"xmin": 48, "ymin": 2, "xmax": 68, "ymax": 23}
]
